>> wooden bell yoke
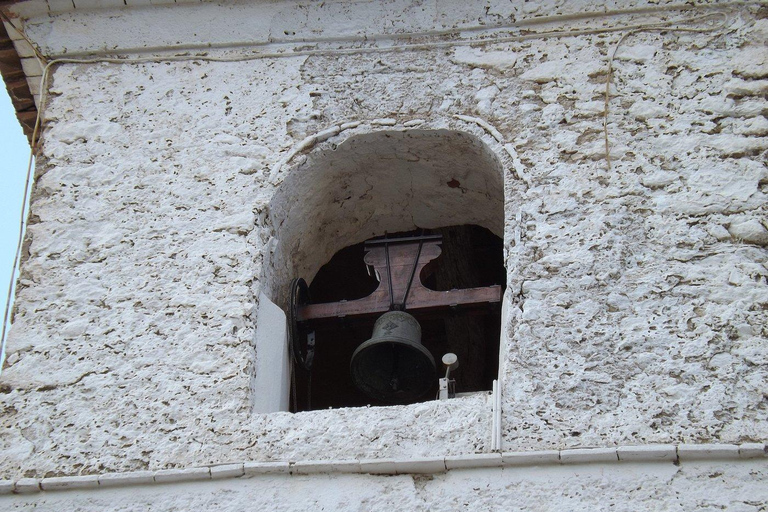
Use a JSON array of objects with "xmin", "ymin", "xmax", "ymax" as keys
[{"xmin": 296, "ymin": 234, "xmax": 502, "ymax": 322}]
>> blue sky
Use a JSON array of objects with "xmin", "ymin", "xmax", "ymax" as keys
[{"xmin": 1, "ymin": 86, "xmax": 31, "ymax": 349}]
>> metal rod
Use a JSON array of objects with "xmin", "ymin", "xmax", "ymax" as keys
[
  {"xmin": 401, "ymin": 236, "xmax": 424, "ymax": 310},
  {"xmin": 384, "ymin": 240, "xmax": 395, "ymax": 311},
  {"xmin": 491, "ymin": 380, "xmax": 498, "ymax": 450}
]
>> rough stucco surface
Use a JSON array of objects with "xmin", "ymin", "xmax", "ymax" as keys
[
  {"xmin": 1, "ymin": 461, "xmax": 767, "ymax": 511},
  {"xmin": 0, "ymin": 0, "xmax": 766, "ymax": 481}
]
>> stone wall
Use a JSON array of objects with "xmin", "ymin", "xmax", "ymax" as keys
[{"xmin": 0, "ymin": 0, "xmax": 765, "ymax": 480}]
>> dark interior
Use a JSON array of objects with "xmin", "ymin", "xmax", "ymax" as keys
[{"xmin": 291, "ymin": 224, "xmax": 505, "ymax": 411}]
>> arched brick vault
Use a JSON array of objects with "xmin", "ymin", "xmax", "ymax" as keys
[{"xmin": 262, "ymin": 127, "xmax": 514, "ymax": 308}]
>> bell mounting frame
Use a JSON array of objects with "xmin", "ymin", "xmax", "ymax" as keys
[{"xmin": 295, "ymin": 235, "xmax": 502, "ymax": 323}]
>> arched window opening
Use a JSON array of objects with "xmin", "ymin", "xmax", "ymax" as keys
[
  {"xmin": 291, "ymin": 224, "xmax": 505, "ymax": 411},
  {"xmin": 257, "ymin": 128, "xmax": 510, "ymax": 414}
]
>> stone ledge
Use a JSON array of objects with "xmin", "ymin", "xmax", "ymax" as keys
[
  {"xmin": 0, "ymin": 443, "xmax": 765, "ymax": 494},
  {"xmin": 678, "ymin": 444, "xmax": 740, "ymax": 461},
  {"xmin": 393, "ymin": 457, "xmax": 446, "ymax": 474},
  {"xmin": 358, "ymin": 458, "xmax": 397, "ymax": 475},
  {"xmin": 292, "ymin": 460, "xmax": 361, "ymax": 475},
  {"xmin": 153, "ymin": 467, "xmax": 211, "ymax": 484},
  {"xmin": 210, "ymin": 464, "xmax": 245, "ymax": 480},
  {"xmin": 501, "ymin": 450, "xmax": 560, "ymax": 466},
  {"xmin": 98, "ymin": 471, "xmax": 154, "ymax": 488},
  {"xmin": 560, "ymin": 448, "xmax": 618, "ymax": 464},
  {"xmin": 738, "ymin": 443, "xmax": 767, "ymax": 459},
  {"xmin": 617, "ymin": 445, "xmax": 677, "ymax": 462},
  {"xmin": 13, "ymin": 478, "xmax": 40, "ymax": 494},
  {"xmin": 243, "ymin": 461, "xmax": 290, "ymax": 475},
  {"xmin": 0, "ymin": 481, "xmax": 15, "ymax": 495},
  {"xmin": 446, "ymin": 453, "xmax": 501, "ymax": 469},
  {"xmin": 40, "ymin": 475, "xmax": 99, "ymax": 491}
]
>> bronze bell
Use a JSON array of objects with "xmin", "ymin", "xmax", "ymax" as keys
[{"xmin": 350, "ymin": 311, "xmax": 436, "ymax": 404}]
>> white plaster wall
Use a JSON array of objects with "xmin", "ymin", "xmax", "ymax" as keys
[
  {"xmin": 0, "ymin": 0, "xmax": 766, "ymax": 482},
  {"xmin": 1, "ymin": 460, "xmax": 767, "ymax": 511}
]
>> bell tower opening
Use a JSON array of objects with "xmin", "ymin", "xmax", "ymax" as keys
[
  {"xmin": 292, "ymin": 224, "xmax": 505, "ymax": 411},
  {"xmin": 260, "ymin": 128, "xmax": 508, "ymax": 413}
]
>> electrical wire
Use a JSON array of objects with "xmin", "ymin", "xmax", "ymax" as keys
[
  {"xmin": 0, "ymin": 150, "xmax": 34, "ymax": 374},
  {"xmin": 0, "ymin": 11, "xmax": 48, "ymax": 63},
  {"xmin": 0, "ymin": 4, "xmax": 737, "ymax": 374}
]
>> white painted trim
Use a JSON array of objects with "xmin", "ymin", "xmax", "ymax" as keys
[
  {"xmin": 292, "ymin": 460, "xmax": 361, "ymax": 475},
  {"xmin": 560, "ymin": 448, "xmax": 619, "ymax": 464},
  {"xmin": 97, "ymin": 471, "xmax": 154, "ymax": 488},
  {"xmin": 739, "ymin": 443, "xmax": 768, "ymax": 458},
  {"xmin": 491, "ymin": 380, "xmax": 499, "ymax": 451},
  {"xmin": 1, "ymin": 443, "xmax": 764, "ymax": 494},
  {"xmin": 40, "ymin": 475, "xmax": 99, "ymax": 491},
  {"xmin": 493, "ymin": 290, "xmax": 513, "ymax": 452},
  {"xmin": 617, "ymin": 444, "xmax": 677, "ymax": 462},
  {"xmin": 445, "ymin": 453, "xmax": 501, "ymax": 470},
  {"xmin": 502, "ymin": 450, "xmax": 560, "ymax": 466},
  {"xmin": 251, "ymin": 293, "xmax": 291, "ymax": 413},
  {"xmin": 243, "ymin": 462, "xmax": 290, "ymax": 476},
  {"xmin": 153, "ymin": 467, "xmax": 210, "ymax": 484},
  {"xmin": 12, "ymin": 478, "xmax": 40, "ymax": 494},
  {"xmin": 678, "ymin": 444, "xmax": 741, "ymax": 461},
  {"xmin": 210, "ymin": 464, "xmax": 245, "ymax": 480}
]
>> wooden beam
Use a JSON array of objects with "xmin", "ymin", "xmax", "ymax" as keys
[{"xmin": 297, "ymin": 239, "xmax": 502, "ymax": 321}]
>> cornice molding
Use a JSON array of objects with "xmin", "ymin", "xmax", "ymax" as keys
[{"xmin": 2, "ymin": 443, "xmax": 766, "ymax": 495}]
